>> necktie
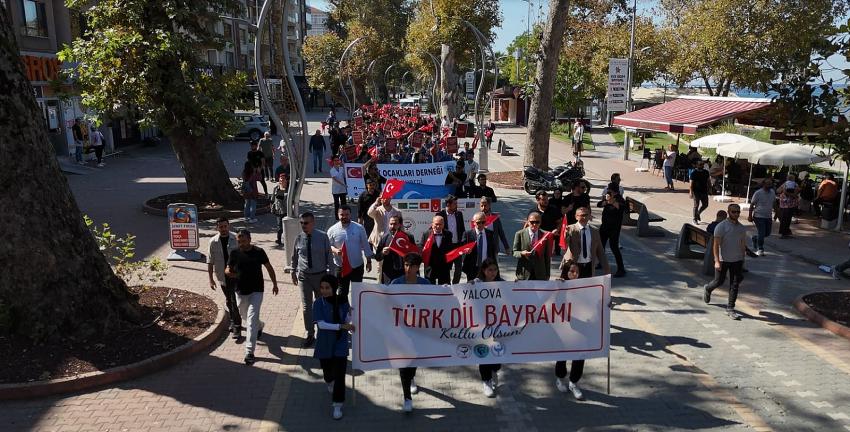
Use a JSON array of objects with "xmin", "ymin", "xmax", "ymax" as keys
[
  {"xmin": 581, "ymin": 228, "xmax": 588, "ymax": 259},
  {"xmin": 306, "ymin": 234, "xmax": 313, "ymax": 269},
  {"xmin": 477, "ymin": 231, "xmax": 484, "ymax": 264}
]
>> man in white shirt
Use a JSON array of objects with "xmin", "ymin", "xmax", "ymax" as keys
[
  {"xmin": 747, "ymin": 179, "xmax": 776, "ymax": 256},
  {"xmin": 327, "ymin": 205, "xmax": 373, "ymax": 299},
  {"xmin": 463, "ymin": 151, "xmax": 479, "ymax": 187}
]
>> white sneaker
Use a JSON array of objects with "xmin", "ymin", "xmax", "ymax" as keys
[
  {"xmin": 410, "ymin": 378, "xmax": 419, "ymax": 394},
  {"xmin": 77, "ymin": 161, "xmax": 86, "ymax": 165},
  {"xmin": 756, "ymin": 249, "xmax": 764, "ymax": 256},
  {"xmin": 491, "ymin": 370, "xmax": 499, "ymax": 388},
  {"xmin": 332, "ymin": 403, "xmax": 343, "ymax": 420},
  {"xmin": 568, "ymin": 381, "xmax": 585, "ymax": 401},
  {"xmin": 482, "ymin": 381, "xmax": 495, "ymax": 397},
  {"xmin": 327, "ymin": 381, "xmax": 334, "ymax": 394},
  {"xmin": 402, "ymin": 398, "xmax": 413, "ymax": 412},
  {"xmin": 97, "ymin": 163, "xmax": 105, "ymax": 167},
  {"xmin": 555, "ymin": 378, "xmax": 568, "ymax": 393}
]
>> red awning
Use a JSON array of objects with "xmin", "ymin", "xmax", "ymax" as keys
[{"xmin": 612, "ymin": 96, "xmax": 772, "ymax": 135}]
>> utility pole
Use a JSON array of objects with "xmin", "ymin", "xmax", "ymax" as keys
[
  {"xmin": 623, "ymin": 0, "xmax": 636, "ymax": 161},
  {"xmin": 523, "ymin": 0, "xmax": 531, "ymax": 126}
]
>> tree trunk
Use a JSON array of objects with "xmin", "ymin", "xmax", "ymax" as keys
[
  {"xmin": 0, "ymin": 12, "xmax": 140, "ymax": 341},
  {"xmin": 169, "ymin": 131, "xmax": 243, "ymax": 206},
  {"xmin": 525, "ymin": 0, "xmax": 571, "ymax": 169},
  {"xmin": 440, "ymin": 44, "xmax": 463, "ymax": 120}
]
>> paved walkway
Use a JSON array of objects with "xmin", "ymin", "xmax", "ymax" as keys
[{"xmin": 3, "ymin": 118, "xmax": 850, "ymax": 431}]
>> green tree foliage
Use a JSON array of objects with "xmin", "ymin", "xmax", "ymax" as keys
[
  {"xmin": 303, "ymin": 32, "xmax": 347, "ymax": 97},
  {"xmin": 60, "ymin": 0, "xmax": 251, "ymax": 204},
  {"xmin": 660, "ymin": 0, "xmax": 849, "ymax": 95}
]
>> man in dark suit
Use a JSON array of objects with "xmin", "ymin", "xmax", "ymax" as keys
[
  {"xmin": 460, "ymin": 212, "xmax": 499, "ymax": 281},
  {"xmin": 436, "ymin": 195, "xmax": 465, "ymax": 284},
  {"xmin": 420, "ymin": 215, "xmax": 454, "ymax": 284},
  {"xmin": 513, "ymin": 211, "xmax": 556, "ymax": 281},
  {"xmin": 562, "ymin": 206, "xmax": 610, "ymax": 278},
  {"xmin": 374, "ymin": 214, "xmax": 416, "ymax": 284},
  {"xmin": 479, "ymin": 197, "xmax": 510, "ymax": 253}
]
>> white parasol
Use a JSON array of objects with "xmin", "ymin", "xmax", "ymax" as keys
[
  {"xmin": 690, "ymin": 133, "xmax": 761, "ymax": 149},
  {"xmin": 748, "ymin": 143, "xmax": 830, "ymax": 166},
  {"xmin": 715, "ymin": 140, "xmax": 776, "ymax": 202}
]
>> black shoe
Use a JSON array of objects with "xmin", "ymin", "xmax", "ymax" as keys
[
  {"xmin": 703, "ymin": 286, "xmax": 711, "ymax": 304},
  {"xmin": 303, "ymin": 335, "xmax": 315, "ymax": 348},
  {"xmin": 231, "ymin": 327, "xmax": 240, "ymax": 340},
  {"xmin": 257, "ymin": 326, "xmax": 264, "ymax": 339},
  {"xmin": 244, "ymin": 353, "xmax": 256, "ymax": 365},
  {"xmin": 613, "ymin": 271, "xmax": 626, "ymax": 278},
  {"xmin": 275, "ymin": 239, "xmax": 282, "ymax": 245}
]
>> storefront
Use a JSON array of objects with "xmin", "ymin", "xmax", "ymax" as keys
[{"xmin": 489, "ymin": 86, "xmax": 527, "ymax": 126}]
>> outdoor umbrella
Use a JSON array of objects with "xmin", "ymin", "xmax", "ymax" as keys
[
  {"xmin": 716, "ymin": 140, "xmax": 775, "ymax": 202},
  {"xmin": 691, "ymin": 133, "xmax": 762, "ymax": 200},
  {"xmin": 748, "ymin": 143, "xmax": 830, "ymax": 167}
]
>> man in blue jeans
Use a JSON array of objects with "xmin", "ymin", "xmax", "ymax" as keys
[
  {"xmin": 310, "ymin": 129, "xmax": 326, "ymax": 173},
  {"xmin": 747, "ymin": 179, "xmax": 776, "ymax": 256}
]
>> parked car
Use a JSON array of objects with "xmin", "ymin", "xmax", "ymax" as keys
[{"xmin": 233, "ymin": 112, "xmax": 270, "ymax": 141}]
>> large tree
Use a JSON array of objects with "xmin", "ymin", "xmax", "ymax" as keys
[
  {"xmin": 525, "ymin": 0, "xmax": 570, "ymax": 169},
  {"xmin": 406, "ymin": 0, "xmax": 501, "ymax": 120},
  {"xmin": 60, "ymin": 0, "xmax": 250, "ymax": 206},
  {"xmin": 0, "ymin": 9, "xmax": 139, "ymax": 341}
]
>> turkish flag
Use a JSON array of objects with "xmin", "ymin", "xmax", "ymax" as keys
[
  {"xmin": 531, "ymin": 231, "xmax": 554, "ymax": 256},
  {"xmin": 368, "ymin": 145, "xmax": 378, "ymax": 160},
  {"xmin": 381, "ymin": 178, "xmax": 404, "ymax": 200},
  {"xmin": 422, "ymin": 232, "xmax": 434, "ymax": 266},
  {"xmin": 389, "ymin": 231, "xmax": 420, "ymax": 257},
  {"xmin": 559, "ymin": 217, "xmax": 569, "ymax": 249},
  {"xmin": 446, "ymin": 241, "xmax": 477, "ymax": 263},
  {"xmin": 340, "ymin": 242, "xmax": 353, "ymax": 277},
  {"xmin": 470, "ymin": 214, "xmax": 500, "ymax": 229}
]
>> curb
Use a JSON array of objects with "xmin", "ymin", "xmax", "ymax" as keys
[
  {"xmin": 792, "ymin": 293, "xmax": 850, "ymax": 341},
  {"xmin": 0, "ymin": 297, "xmax": 228, "ymax": 400},
  {"xmin": 142, "ymin": 202, "xmax": 271, "ymax": 219},
  {"xmin": 489, "ymin": 180, "xmax": 524, "ymax": 191}
]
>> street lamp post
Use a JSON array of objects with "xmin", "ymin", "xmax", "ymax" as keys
[
  {"xmin": 623, "ymin": 0, "xmax": 637, "ymax": 161},
  {"xmin": 338, "ymin": 37, "xmax": 365, "ymax": 117},
  {"xmin": 414, "ymin": 51, "xmax": 441, "ymax": 114}
]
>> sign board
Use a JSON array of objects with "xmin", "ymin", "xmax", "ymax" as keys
[
  {"xmin": 455, "ymin": 122, "xmax": 468, "ymax": 138},
  {"xmin": 343, "ymin": 145, "xmax": 358, "ymax": 161},
  {"xmin": 392, "ymin": 198, "xmax": 479, "ymax": 241},
  {"xmin": 343, "ymin": 161, "xmax": 457, "ymax": 198},
  {"xmin": 167, "ymin": 203, "xmax": 204, "ymax": 261},
  {"xmin": 445, "ymin": 136, "xmax": 459, "ymax": 154},
  {"xmin": 465, "ymin": 71, "xmax": 475, "ymax": 94},
  {"xmin": 352, "ymin": 130, "xmax": 364, "ymax": 147},
  {"xmin": 607, "ymin": 58, "xmax": 629, "ymax": 112},
  {"xmin": 354, "ymin": 116, "xmax": 364, "ymax": 128},
  {"xmin": 409, "ymin": 131, "xmax": 425, "ymax": 148},
  {"xmin": 352, "ymin": 276, "xmax": 611, "ymax": 371},
  {"xmin": 385, "ymin": 138, "xmax": 398, "ymax": 153}
]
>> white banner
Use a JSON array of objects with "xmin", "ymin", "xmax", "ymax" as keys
[
  {"xmin": 352, "ymin": 276, "xmax": 611, "ymax": 371},
  {"xmin": 344, "ymin": 161, "xmax": 457, "ymax": 198},
  {"xmin": 393, "ymin": 198, "xmax": 481, "ymax": 241},
  {"xmin": 607, "ymin": 58, "xmax": 629, "ymax": 112}
]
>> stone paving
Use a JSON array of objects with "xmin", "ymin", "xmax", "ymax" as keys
[{"xmin": 2, "ymin": 115, "xmax": 850, "ymax": 431}]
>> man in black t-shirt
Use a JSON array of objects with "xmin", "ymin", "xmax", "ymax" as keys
[
  {"xmin": 225, "ymin": 229, "xmax": 278, "ymax": 365},
  {"xmin": 560, "ymin": 180, "xmax": 590, "ymax": 225},
  {"xmin": 689, "ymin": 160, "xmax": 711, "ymax": 224}
]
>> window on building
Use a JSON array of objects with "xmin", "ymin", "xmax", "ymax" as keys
[
  {"xmin": 240, "ymin": 54, "xmax": 247, "ymax": 69},
  {"xmin": 247, "ymin": 51, "xmax": 255, "ymax": 68},
  {"xmin": 207, "ymin": 50, "xmax": 217, "ymax": 65},
  {"xmin": 223, "ymin": 22, "xmax": 232, "ymax": 40},
  {"xmin": 225, "ymin": 52, "xmax": 235, "ymax": 67},
  {"xmin": 239, "ymin": 28, "xmax": 247, "ymax": 44},
  {"xmin": 21, "ymin": 0, "xmax": 48, "ymax": 37}
]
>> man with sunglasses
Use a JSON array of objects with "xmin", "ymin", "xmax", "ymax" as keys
[
  {"xmin": 291, "ymin": 212, "xmax": 334, "ymax": 347},
  {"xmin": 703, "ymin": 203, "xmax": 748, "ymax": 320},
  {"xmin": 513, "ymin": 212, "xmax": 557, "ymax": 280}
]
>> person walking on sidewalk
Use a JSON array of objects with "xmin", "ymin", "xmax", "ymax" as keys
[
  {"xmin": 777, "ymin": 176, "xmax": 799, "ymax": 238},
  {"xmin": 259, "ymin": 132, "xmax": 275, "ymax": 181},
  {"xmin": 72, "ymin": 118, "xmax": 86, "ymax": 165},
  {"xmin": 241, "ymin": 162, "xmax": 261, "ymax": 223},
  {"xmin": 90, "ymin": 127, "xmax": 106, "ymax": 167},
  {"xmin": 437, "ymin": 195, "xmax": 465, "ymax": 283},
  {"xmin": 207, "ymin": 217, "xmax": 241, "ymax": 340},
  {"xmin": 291, "ymin": 212, "xmax": 333, "ymax": 348},
  {"xmin": 328, "ymin": 205, "xmax": 373, "ymax": 299},
  {"xmin": 748, "ymin": 179, "xmax": 775, "ymax": 256},
  {"xmin": 312, "ymin": 274, "xmax": 355, "ymax": 420},
  {"xmin": 389, "ymin": 253, "xmax": 432, "ymax": 413},
  {"xmin": 554, "ymin": 259, "xmax": 587, "ymax": 401},
  {"xmin": 663, "ymin": 144, "xmax": 678, "ymax": 190},
  {"xmin": 598, "ymin": 188, "xmax": 626, "ymax": 277},
  {"xmin": 310, "ymin": 129, "xmax": 327, "ymax": 174},
  {"xmin": 330, "ymin": 156, "xmax": 347, "ymax": 219},
  {"xmin": 225, "ymin": 229, "xmax": 279, "ymax": 365},
  {"xmin": 562, "ymin": 207, "xmax": 609, "ymax": 278},
  {"xmin": 271, "ymin": 174, "xmax": 288, "ymax": 246},
  {"xmin": 474, "ymin": 258, "xmax": 503, "ymax": 397},
  {"xmin": 703, "ymin": 204, "xmax": 747, "ymax": 320},
  {"xmin": 689, "ymin": 160, "xmax": 710, "ymax": 224}
]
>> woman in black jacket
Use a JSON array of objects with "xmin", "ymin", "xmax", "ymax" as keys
[{"xmin": 597, "ymin": 184, "xmax": 626, "ymax": 277}]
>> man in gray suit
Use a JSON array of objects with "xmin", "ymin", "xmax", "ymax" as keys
[
  {"xmin": 207, "ymin": 217, "xmax": 241, "ymax": 339},
  {"xmin": 291, "ymin": 212, "xmax": 334, "ymax": 347}
]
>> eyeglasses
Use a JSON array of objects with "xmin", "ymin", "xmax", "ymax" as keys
[
  {"xmin": 528, "ymin": 221, "xmax": 541, "ymax": 225},
  {"xmin": 474, "ymin": 220, "xmax": 485, "ymax": 225}
]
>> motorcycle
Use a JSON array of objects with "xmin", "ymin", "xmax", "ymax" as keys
[{"xmin": 523, "ymin": 161, "xmax": 586, "ymax": 195}]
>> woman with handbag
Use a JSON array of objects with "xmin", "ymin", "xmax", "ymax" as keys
[{"xmin": 272, "ymin": 174, "xmax": 288, "ymax": 246}]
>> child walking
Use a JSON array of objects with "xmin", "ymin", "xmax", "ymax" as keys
[
  {"xmin": 313, "ymin": 274, "xmax": 355, "ymax": 420},
  {"xmin": 554, "ymin": 259, "xmax": 587, "ymax": 401}
]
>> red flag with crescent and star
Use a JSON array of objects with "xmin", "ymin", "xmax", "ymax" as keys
[
  {"xmin": 470, "ymin": 214, "xmax": 500, "ymax": 229},
  {"xmin": 531, "ymin": 231, "xmax": 554, "ymax": 256},
  {"xmin": 445, "ymin": 241, "xmax": 477, "ymax": 263},
  {"xmin": 421, "ymin": 232, "xmax": 434, "ymax": 266},
  {"xmin": 388, "ymin": 230, "xmax": 420, "ymax": 257},
  {"xmin": 559, "ymin": 217, "xmax": 569, "ymax": 249},
  {"xmin": 340, "ymin": 242, "xmax": 353, "ymax": 277},
  {"xmin": 380, "ymin": 178, "xmax": 405, "ymax": 200}
]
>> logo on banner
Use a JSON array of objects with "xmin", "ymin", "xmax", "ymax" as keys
[
  {"xmin": 347, "ymin": 167, "xmax": 363, "ymax": 178},
  {"xmin": 430, "ymin": 199, "xmax": 441, "ymax": 212},
  {"xmin": 456, "ymin": 344, "xmax": 471, "ymax": 359},
  {"xmin": 473, "ymin": 344, "xmax": 490, "ymax": 358},
  {"xmin": 491, "ymin": 342, "xmax": 506, "ymax": 357}
]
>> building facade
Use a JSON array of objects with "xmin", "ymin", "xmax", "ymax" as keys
[{"xmin": 306, "ymin": 6, "xmax": 328, "ymax": 37}]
